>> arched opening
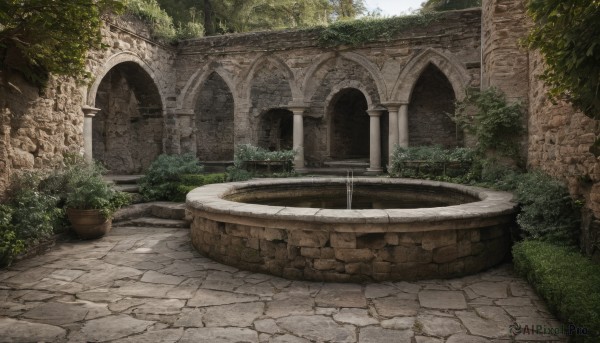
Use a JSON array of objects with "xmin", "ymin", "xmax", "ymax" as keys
[
  {"xmin": 258, "ymin": 109, "xmax": 293, "ymax": 151},
  {"xmin": 408, "ymin": 64, "xmax": 460, "ymax": 147},
  {"xmin": 93, "ymin": 62, "xmax": 163, "ymax": 174},
  {"xmin": 195, "ymin": 72, "xmax": 235, "ymax": 160},
  {"xmin": 328, "ymin": 88, "xmax": 370, "ymax": 160}
]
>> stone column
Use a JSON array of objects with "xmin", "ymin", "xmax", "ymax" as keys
[
  {"xmin": 81, "ymin": 105, "xmax": 100, "ymax": 163},
  {"xmin": 289, "ymin": 106, "xmax": 306, "ymax": 172},
  {"xmin": 174, "ymin": 109, "xmax": 196, "ymax": 155},
  {"xmin": 385, "ymin": 104, "xmax": 400, "ymax": 162},
  {"xmin": 398, "ymin": 103, "xmax": 409, "ymax": 148},
  {"xmin": 367, "ymin": 108, "xmax": 384, "ymax": 173}
]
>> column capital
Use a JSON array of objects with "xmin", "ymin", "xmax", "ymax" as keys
[
  {"xmin": 382, "ymin": 102, "xmax": 408, "ymax": 112},
  {"xmin": 288, "ymin": 106, "xmax": 307, "ymax": 115},
  {"xmin": 366, "ymin": 108, "xmax": 384, "ymax": 117},
  {"xmin": 81, "ymin": 105, "xmax": 100, "ymax": 118}
]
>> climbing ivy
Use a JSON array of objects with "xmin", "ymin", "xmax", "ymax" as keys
[
  {"xmin": 453, "ymin": 87, "xmax": 525, "ymax": 160},
  {"xmin": 318, "ymin": 12, "xmax": 440, "ymax": 47}
]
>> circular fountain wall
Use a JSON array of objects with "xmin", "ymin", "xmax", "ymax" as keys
[{"xmin": 186, "ymin": 178, "xmax": 517, "ymax": 282}]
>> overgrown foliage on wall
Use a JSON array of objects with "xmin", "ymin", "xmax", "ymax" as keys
[
  {"xmin": 527, "ymin": 0, "xmax": 600, "ymax": 120},
  {"xmin": 421, "ymin": 0, "xmax": 481, "ymax": 12},
  {"xmin": 318, "ymin": 12, "xmax": 439, "ymax": 46},
  {"xmin": 454, "ymin": 87, "xmax": 525, "ymax": 161},
  {"xmin": 0, "ymin": 0, "xmax": 123, "ymax": 86},
  {"xmin": 124, "ymin": 0, "xmax": 204, "ymax": 41}
]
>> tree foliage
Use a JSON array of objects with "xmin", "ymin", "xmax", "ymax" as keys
[
  {"xmin": 157, "ymin": 0, "xmax": 366, "ymax": 35},
  {"xmin": 527, "ymin": 0, "xmax": 600, "ymax": 119},
  {"xmin": 0, "ymin": 0, "xmax": 123, "ymax": 86},
  {"xmin": 421, "ymin": 0, "xmax": 481, "ymax": 12}
]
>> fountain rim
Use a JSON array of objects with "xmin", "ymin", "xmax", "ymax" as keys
[{"xmin": 186, "ymin": 177, "xmax": 517, "ymax": 225}]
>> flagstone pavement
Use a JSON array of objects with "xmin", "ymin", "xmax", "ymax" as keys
[{"xmin": 0, "ymin": 225, "xmax": 567, "ymax": 342}]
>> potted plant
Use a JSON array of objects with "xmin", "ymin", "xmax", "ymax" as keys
[{"xmin": 64, "ymin": 161, "xmax": 130, "ymax": 239}]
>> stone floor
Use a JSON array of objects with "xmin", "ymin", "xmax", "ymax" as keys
[{"xmin": 0, "ymin": 225, "xmax": 567, "ymax": 343}]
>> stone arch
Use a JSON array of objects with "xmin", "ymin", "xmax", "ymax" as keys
[
  {"xmin": 392, "ymin": 48, "xmax": 470, "ymax": 103},
  {"xmin": 87, "ymin": 52, "xmax": 166, "ymax": 110},
  {"xmin": 257, "ymin": 108, "xmax": 294, "ymax": 151},
  {"xmin": 178, "ymin": 61, "xmax": 237, "ymax": 111},
  {"xmin": 324, "ymin": 80, "xmax": 374, "ymax": 119},
  {"xmin": 326, "ymin": 87, "xmax": 370, "ymax": 159},
  {"xmin": 91, "ymin": 60, "xmax": 164, "ymax": 173},
  {"xmin": 243, "ymin": 54, "xmax": 300, "ymax": 103},
  {"xmin": 302, "ymin": 52, "xmax": 386, "ymax": 104},
  {"xmin": 245, "ymin": 55, "xmax": 297, "ymax": 118},
  {"xmin": 194, "ymin": 71, "xmax": 236, "ymax": 160},
  {"xmin": 408, "ymin": 63, "xmax": 461, "ymax": 147}
]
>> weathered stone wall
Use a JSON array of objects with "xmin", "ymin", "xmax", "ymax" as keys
[
  {"xmin": 482, "ymin": 0, "xmax": 600, "ymax": 258},
  {"xmin": 527, "ymin": 51, "xmax": 600, "ymax": 259},
  {"xmin": 0, "ymin": 74, "xmax": 84, "ymax": 197},
  {"xmin": 195, "ymin": 72, "xmax": 235, "ymax": 160},
  {"xmin": 409, "ymin": 65, "xmax": 460, "ymax": 147},
  {"xmin": 176, "ymin": 9, "xmax": 482, "ymax": 164}
]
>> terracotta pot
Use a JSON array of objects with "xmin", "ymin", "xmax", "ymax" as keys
[{"xmin": 66, "ymin": 208, "xmax": 112, "ymax": 239}]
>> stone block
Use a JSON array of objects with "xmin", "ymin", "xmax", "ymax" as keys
[
  {"xmin": 356, "ymin": 233, "xmax": 386, "ymax": 249},
  {"xmin": 264, "ymin": 228, "xmax": 286, "ymax": 241},
  {"xmin": 313, "ymin": 259, "xmax": 337, "ymax": 271},
  {"xmin": 300, "ymin": 247, "xmax": 321, "ymax": 258},
  {"xmin": 291, "ymin": 256, "xmax": 306, "ymax": 268},
  {"xmin": 398, "ymin": 232, "xmax": 423, "ymax": 244},
  {"xmin": 259, "ymin": 240, "xmax": 277, "ymax": 257},
  {"xmin": 433, "ymin": 245, "xmax": 459, "ymax": 264},
  {"xmin": 321, "ymin": 247, "xmax": 335, "ymax": 259},
  {"xmin": 283, "ymin": 268, "xmax": 303, "ymax": 279},
  {"xmin": 289, "ymin": 230, "xmax": 328, "ymax": 247},
  {"xmin": 373, "ymin": 261, "xmax": 391, "ymax": 274},
  {"xmin": 384, "ymin": 233, "xmax": 399, "ymax": 245},
  {"xmin": 330, "ymin": 232, "xmax": 356, "ymax": 248},
  {"xmin": 334, "ymin": 249, "xmax": 374, "ymax": 263},
  {"xmin": 422, "ymin": 230, "xmax": 456, "ymax": 250},
  {"xmin": 392, "ymin": 245, "xmax": 432, "ymax": 263},
  {"xmin": 480, "ymin": 226, "xmax": 505, "ymax": 240},
  {"xmin": 247, "ymin": 238, "xmax": 259, "ymax": 250}
]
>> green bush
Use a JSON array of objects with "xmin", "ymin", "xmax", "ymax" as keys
[
  {"xmin": 513, "ymin": 172, "xmax": 580, "ymax": 246},
  {"xmin": 233, "ymin": 144, "xmax": 296, "ymax": 169},
  {"xmin": 225, "ymin": 166, "xmax": 254, "ymax": 182},
  {"xmin": 513, "ymin": 241, "xmax": 600, "ymax": 341},
  {"xmin": 454, "ymin": 87, "xmax": 525, "ymax": 160},
  {"xmin": 388, "ymin": 145, "xmax": 476, "ymax": 180},
  {"xmin": 139, "ymin": 153, "xmax": 203, "ymax": 201},
  {"xmin": 173, "ymin": 173, "xmax": 227, "ymax": 202},
  {"xmin": 0, "ymin": 205, "xmax": 24, "ymax": 267}
]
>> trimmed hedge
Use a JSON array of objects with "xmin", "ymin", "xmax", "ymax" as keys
[{"xmin": 513, "ymin": 240, "xmax": 600, "ymax": 341}]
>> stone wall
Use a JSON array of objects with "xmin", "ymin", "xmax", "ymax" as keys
[
  {"xmin": 176, "ymin": 9, "xmax": 482, "ymax": 164},
  {"xmin": 527, "ymin": 51, "xmax": 600, "ymax": 259},
  {"xmin": 0, "ymin": 74, "xmax": 84, "ymax": 197}
]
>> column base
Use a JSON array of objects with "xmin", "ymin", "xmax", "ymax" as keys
[{"xmin": 365, "ymin": 168, "xmax": 384, "ymax": 176}]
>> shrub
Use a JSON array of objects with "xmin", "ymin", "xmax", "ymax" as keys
[
  {"xmin": 225, "ymin": 166, "xmax": 254, "ymax": 182},
  {"xmin": 513, "ymin": 241, "xmax": 600, "ymax": 341},
  {"xmin": 173, "ymin": 173, "xmax": 227, "ymax": 202},
  {"xmin": 454, "ymin": 87, "xmax": 525, "ymax": 160},
  {"xmin": 388, "ymin": 145, "xmax": 476, "ymax": 180},
  {"xmin": 138, "ymin": 153, "xmax": 203, "ymax": 201},
  {"xmin": 0, "ymin": 205, "xmax": 24, "ymax": 267},
  {"xmin": 233, "ymin": 144, "xmax": 296, "ymax": 169},
  {"xmin": 513, "ymin": 172, "xmax": 580, "ymax": 246}
]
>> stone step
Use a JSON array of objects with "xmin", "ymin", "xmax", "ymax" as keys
[
  {"xmin": 114, "ymin": 217, "xmax": 190, "ymax": 229},
  {"xmin": 301, "ymin": 168, "xmax": 372, "ymax": 176},
  {"xmin": 200, "ymin": 161, "xmax": 234, "ymax": 173},
  {"xmin": 150, "ymin": 202, "xmax": 187, "ymax": 220},
  {"xmin": 323, "ymin": 160, "xmax": 369, "ymax": 168},
  {"xmin": 104, "ymin": 175, "xmax": 143, "ymax": 185},
  {"xmin": 114, "ymin": 184, "xmax": 140, "ymax": 193}
]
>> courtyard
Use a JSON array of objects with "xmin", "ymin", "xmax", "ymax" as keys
[{"xmin": 0, "ymin": 223, "xmax": 565, "ymax": 342}]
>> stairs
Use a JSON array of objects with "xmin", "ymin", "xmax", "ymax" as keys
[
  {"xmin": 104, "ymin": 175, "xmax": 144, "ymax": 203},
  {"xmin": 113, "ymin": 202, "xmax": 190, "ymax": 229}
]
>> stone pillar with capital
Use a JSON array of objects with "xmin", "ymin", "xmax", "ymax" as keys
[
  {"xmin": 81, "ymin": 105, "xmax": 100, "ymax": 163},
  {"xmin": 398, "ymin": 103, "xmax": 409, "ymax": 148},
  {"xmin": 366, "ymin": 108, "xmax": 384, "ymax": 173},
  {"xmin": 289, "ymin": 106, "xmax": 306, "ymax": 172},
  {"xmin": 384, "ymin": 103, "xmax": 400, "ymax": 163}
]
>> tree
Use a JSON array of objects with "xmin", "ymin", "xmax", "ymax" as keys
[
  {"xmin": 0, "ymin": 0, "xmax": 123, "ymax": 86},
  {"xmin": 527, "ymin": 0, "xmax": 600, "ymax": 119},
  {"xmin": 421, "ymin": 0, "xmax": 481, "ymax": 12}
]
